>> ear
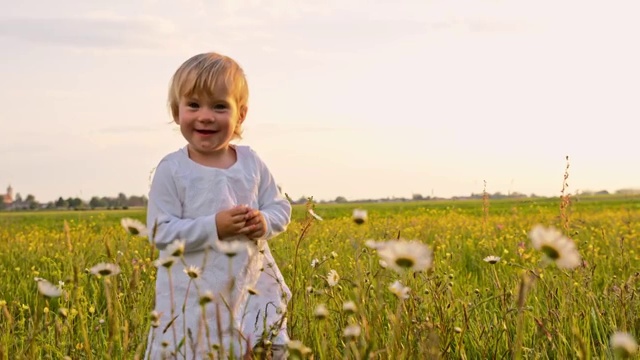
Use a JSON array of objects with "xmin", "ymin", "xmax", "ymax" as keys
[{"xmin": 237, "ymin": 105, "xmax": 248, "ymax": 124}]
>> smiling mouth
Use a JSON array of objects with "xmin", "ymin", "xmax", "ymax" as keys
[{"xmin": 195, "ymin": 129, "xmax": 217, "ymax": 134}]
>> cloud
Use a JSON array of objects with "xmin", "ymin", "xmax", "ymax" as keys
[{"xmin": 0, "ymin": 13, "xmax": 176, "ymax": 50}]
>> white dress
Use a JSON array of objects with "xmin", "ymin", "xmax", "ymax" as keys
[{"xmin": 145, "ymin": 145, "xmax": 292, "ymax": 359}]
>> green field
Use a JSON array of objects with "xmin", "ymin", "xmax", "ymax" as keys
[{"xmin": 1, "ymin": 195, "xmax": 639, "ymax": 359}]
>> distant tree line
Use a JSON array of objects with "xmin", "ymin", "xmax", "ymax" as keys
[{"xmin": 1, "ymin": 192, "xmax": 147, "ymax": 211}]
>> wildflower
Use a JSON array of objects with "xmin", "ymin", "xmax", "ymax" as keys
[
  {"xmin": 183, "ymin": 265, "xmax": 202, "ymax": 279},
  {"xmin": 310, "ymin": 258, "xmax": 320, "ymax": 268},
  {"xmin": 342, "ymin": 301, "xmax": 357, "ymax": 314},
  {"xmin": 150, "ymin": 310, "xmax": 161, "ymax": 328},
  {"xmin": 199, "ymin": 291, "xmax": 215, "ymax": 306},
  {"xmin": 89, "ymin": 263, "xmax": 121, "ymax": 277},
  {"xmin": 454, "ymin": 327, "xmax": 462, "ymax": 333},
  {"xmin": 58, "ymin": 308, "xmax": 69, "ymax": 319},
  {"xmin": 611, "ymin": 332, "xmax": 638, "ymax": 358},
  {"xmin": 287, "ymin": 340, "xmax": 312, "ymax": 357},
  {"xmin": 214, "ymin": 238, "xmax": 249, "ymax": 257},
  {"xmin": 154, "ymin": 257, "xmax": 176, "ymax": 269},
  {"xmin": 306, "ymin": 286, "xmax": 314, "ymax": 294},
  {"xmin": 326, "ymin": 270, "xmax": 340, "ymax": 287},
  {"xmin": 308, "ymin": 209, "xmax": 323, "ymax": 221},
  {"xmin": 314, "ymin": 304, "xmax": 329, "ymax": 319},
  {"xmin": 364, "ymin": 239, "xmax": 385, "ymax": 249},
  {"xmin": 379, "ymin": 260, "xmax": 388, "ymax": 268},
  {"xmin": 483, "ymin": 255, "xmax": 501, "ymax": 264},
  {"xmin": 352, "ymin": 209, "xmax": 367, "ymax": 224},
  {"xmin": 330, "ymin": 251, "xmax": 338, "ymax": 259},
  {"xmin": 376, "ymin": 240, "xmax": 433, "ymax": 273},
  {"xmin": 343, "ymin": 324, "xmax": 361, "ymax": 339},
  {"xmin": 166, "ymin": 239, "xmax": 185, "ymax": 257},
  {"xmin": 529, "ymin": 225, "xmax": 581, "ymax": 270},
  {"xmin": 120, "ymin": 218, "xmax": 148, "ymax": 237},
  {"xmin": 37, "ymin": 280, "xmax": 63, "ymax": 298},
  {"xmin": 389, "ymin": 280, "xmax": 410, "ymax": 300}
]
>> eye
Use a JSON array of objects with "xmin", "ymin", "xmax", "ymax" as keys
[
  {"xmin": 186, "ymin": 101, "xmax": 200, "ymax": 109},
  {"xmin": 213, "ymin": 103, "xmax": 229, "ymax": 111}
]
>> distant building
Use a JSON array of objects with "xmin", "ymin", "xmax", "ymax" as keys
[{"xmin": 1, "ymin": 185, "xmax": 13, "ymax": 205}]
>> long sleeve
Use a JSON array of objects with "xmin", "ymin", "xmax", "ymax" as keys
[
  {"xmin": 255, "ymin": 155, "xmax": 291, "ymax": 240},
  {"xmin": 146, "ymin": 159, "xmax": 219, "ymax": 251}
]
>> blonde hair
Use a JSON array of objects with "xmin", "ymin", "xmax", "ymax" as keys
[{"xmin": 168, "ymin": 52, "xmax": 249, "ymax": 138}]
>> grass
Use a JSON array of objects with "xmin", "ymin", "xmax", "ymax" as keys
[{"xmin": 1, "ymin": 194, "xmax": 639, "ymax": 359}]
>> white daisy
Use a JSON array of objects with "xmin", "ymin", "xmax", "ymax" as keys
[
  {"xmin": 199, "ymin": 291, "xmax": 215, "ymax": 306},
  {"xmin": 37, "ymin": 279, "xmax": 63, "ymax": 298},
  {"xmin": 327, "ymin": 270, "xmax": 340, "ymax": 287},
  {"xmin": 287, "ymin": 340, "xmax": 312, "ymax": 356},
  {"xmin": 611, "ymin": 331, "xmax": 638, "ymax": 358},
  {"xmin": 314, "ymin": 304, "xmax": 329, "ymax": 319},
  {"xmin": 166, "ymin": 239, "xmax": 185, "ymax": 257},
  {"xmin": 352, "ymin": 209, "xmax": 367, "ymax": 224},
  {"xmin": 214, "ymin": 238, "xmax": 250, "ymax": 257},
  {"xmin": 389, "ymin": 280, "xmax": 411, "ymax": 300},
  {"xmin": 154, "ymin": 257, "xmax": 176, "ymax": 269},
  {"xmin": 120, "ymin": 218, "xmax": 148, "ymax": 237},
  {"xmin": 343, "ymin": 324, "xmax": 361, "ymax": 339},
  {"xmin": 364, "ymin": 239, "xmax": 385, "ymax": 250},
  {"xmin": 89, "ymin": 263, "xmax": 121, "ymax": 277},
  {"xmin": 183, "ymin": 265, "xmax": 202, "ymax": 279},
  {"xmin": 342, "ymin": 301, "xmax": 357, "ymax": 314},
  {"xmin": 376, "ymin": 240, "xmax": 433, "ymax": 273},
  {"xmin": 310, "ymin": 258, "xmax": 320, "ymax": 268},
  {"xmin": 483, "ymin": 255, "xmax": 501, "ymax": 264},
  {"xmin": 529, "ymin": 225, "xmax": 581, "ymax": 270}
]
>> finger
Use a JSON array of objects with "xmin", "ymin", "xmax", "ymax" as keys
[
  {"xmin": 244, "ymin": 209, "xmax": 260, "ymax": 220},
  {"xmin": 230, "ymin": 205, "xmax": 250, "ymax": 215}
]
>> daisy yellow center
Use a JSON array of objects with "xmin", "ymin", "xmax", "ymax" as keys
[
  {"xmin": 540, "ymin": 245, "xmax": 560, "ymax": 260},
  {"xmin": 98, "ymin": 269, "xmax": 113, "ymax": 276},
  {"xmin": 354, "ymin": 218, "xmax": 365, "ymax": 225},
  {"xmin": 127, "ymin": 226, "xmax": 140, "ymax": 235},
  {"xmin": 395, "ymin": 257, "xmax": 415, "ymax": 268}
]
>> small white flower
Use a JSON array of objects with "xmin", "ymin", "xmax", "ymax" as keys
[
  {"xmin": 37, "ymin": 280, "xmax": 63, "ymax": 298},
  {"xmin": 166, "ymin": 239, "xmax": 185, "ymax": 257},
  {"xmin": 89, "ymin": 263, "xmax": 121, "ymax": 277},
  {"xmin": 379, "ymin": 260, "xmax": 388, "ymax": 268},
  {"xmin": 365, "ymin": 239, "xmax": 385, "ymax": 250},
  {"xmin": 183, "ymin": 265, "xmax": 202, "ymax": 279},
  {"xmin": 314, "ymin": 304, "xmax": 329, "ymax": 319},
  {"xmin": 308, "ymin": 209, "xmax": 323, "ymax": 221},
  {"xmin": 342, "ymin": 301, "xmax": 357, "ymax": 314},
  {"xmin": 154, "ymin": 257, "xmax": 176, "ymax": 269},
  {"xmin": 310, "ymin": 258, "xmax": 320, "ymax": 268},
  {"xmin": 483, "ymin": 255, "xmax": 501, "ymax": 264},
  {"xmin": 529, "ymin": 225, "xmax": 581, "ymax": 270},
  {"xmin": 120, "ymin": 218, "xmax": 148, "ymax": 237},
  {"xmin": 343, "ymin": 324, "xmax": 361, "ymax": 339},
  {"xmin": 214, "ymin": 238, "xmax": 249, "ymax": 257},
  {"xmin": 330, "ymin": 251, "xmax": 338, "ymax": 259},
  {"xmin": 389, "ymin": 280, "xmax": 411, "ymax": 300},
  {"xmin": 327, "ymin": 270, "xmax": 340, "ymax": 287},
  {"xmin": 199, "ymin": 291, "xmax": 215, "ymax": 306},
  {"xmin": 376, "ymin": 240, "xmax": 433, "ymax": 273},
  {"xmin": 611, "ymin": 331, "xmax": 638, "ymax": 358},
  {"xmin": 150, "ymin": 310, "xmax": 162, "ymax": 328},
  {"xmin": 352, "ymin": 209, "xmax": 367, "ymax": 224}
]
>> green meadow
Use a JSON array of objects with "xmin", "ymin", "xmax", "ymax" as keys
[{"xmin": 1, "ymin": 195, "xmax": 639, "ymax": 359}]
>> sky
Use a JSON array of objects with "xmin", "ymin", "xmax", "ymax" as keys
[{"xmin": 0, "ymin": 0, "xmax": 638, "ymax": 203}]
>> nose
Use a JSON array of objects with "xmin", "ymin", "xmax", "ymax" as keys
[{"xmin": 197, "ymin": 107, "xmax": 216, "ymax": 121}]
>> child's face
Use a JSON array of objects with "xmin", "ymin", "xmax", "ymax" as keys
[{"xmin": 176, "ymin": 92, "xmax": 246, "ymax": 159}]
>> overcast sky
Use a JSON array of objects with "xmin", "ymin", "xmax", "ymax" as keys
[{"xmin": 1, "ymin": 0, "xmax": 638, "ymax": 202}]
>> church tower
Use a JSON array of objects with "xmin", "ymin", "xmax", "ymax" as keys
[{"xmin": 4, "ymin": 185, "xmax": 13, "ymax": 204}]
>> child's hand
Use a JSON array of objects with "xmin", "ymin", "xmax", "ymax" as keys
[
  {"xmin": 215, "ymin": 205, "xmax": 250, "ymax": 240},
  {"xmin": 242, "ymin": 208, "xmax": 267, "ymax": 240}
]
